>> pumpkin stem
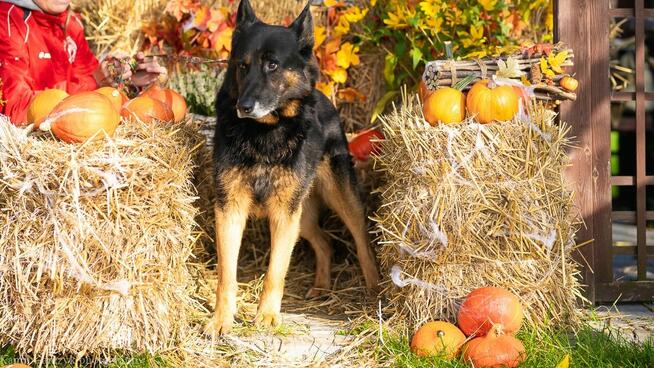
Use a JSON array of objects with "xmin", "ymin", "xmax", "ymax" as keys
[
  {"xmin": 452, "ymin": 75, "xmax": 476, "ymax": 91},
  {"xmin": 490, "ymin": 323, "xmax": 505, "ymax": 337},
  {"xmin": 39, "ymin": 120, "xmax": 52, "ymax": 132}
]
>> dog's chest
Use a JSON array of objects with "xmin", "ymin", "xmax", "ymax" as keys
[{"xmin": 219, "ymin": 165, "xmax": 307, "ymax": 217}]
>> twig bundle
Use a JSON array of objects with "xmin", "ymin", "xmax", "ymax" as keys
[
  {"xmin": 0, "ymin": 116, "xmax": 209, "ymax": 363},
  {"xmin": 372, "ymin": 94, "xmax": 584, "ymax": 332},
  {"xmin": 422, "ymin": 44, "xmax": 576, "ymax": 102}
]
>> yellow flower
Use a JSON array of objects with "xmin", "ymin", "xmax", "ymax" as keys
[
  {"xmin": 343, "ymin": 6, "xmax": 368, "ymax": 23},
  {"xmin": 336, "ymin": 42, "xmax": 360, "ymax": 69},
  {"xmin": 419, "ymin": 0, "xmax": 441, "ymax": 15},
  {"xmin": 383, "ymin": 6, "xmax": 407, "ymax": 29},
  {"xmin": 324, "ymin": 0, "xmax": 341, "ymax": 7},
  {"xmin": 425, "ymin": 17, "xmax": 443, "ymax": 33},
  {"xmin": 371, "ymin": 0, "xmax": 377, "ymax": 6},
  {"xmin": 334, "ymin": 16, "xmax": 350, "ymax": 36}
]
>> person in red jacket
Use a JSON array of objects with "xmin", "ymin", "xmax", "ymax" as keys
[{"xmin": 0, "ymin": 0, "xmax": 167, "ymax": 124}]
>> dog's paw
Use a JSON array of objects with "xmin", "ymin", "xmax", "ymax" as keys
[
  {"xmin": 204, "ymin": 313, "xmax": 234, "ymax": 337},
  {"xmin": 305, "ymin": 286, "xmax": 330, "ymax": 299},
  {"xmin": 254, "ymin": 310, "xmax": 282, "ymax": 328}
]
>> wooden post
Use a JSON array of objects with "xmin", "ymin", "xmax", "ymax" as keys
[{"xmin": 554, "ymin": 0, "xmax": 610, "ymax": 304}]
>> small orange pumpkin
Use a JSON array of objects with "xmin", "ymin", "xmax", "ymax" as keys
[
  {"xmin": 27, "ymin": 89, "xmax": 69, "ymax": 127},
  {"xmin": 457, "ymin": 287, "xmax": 524, "ymax": 337},
  {"xmin": 40, "ymin": 92, "xmax": 120, "ymax": 143},
  {"xmin": 410, "ymin": 321, "xmax": 466, "ymax": 360},
  {"xmin": 141, "ymin": 84, "xmax": 187, "ymax": 122},
  {"xmin": 466, "ymin": 80, "xmax": 519, "ymax": 124},
  {"xmin": 121, "ymin": 96, "xmax": 175, "ymax": 123},
  {"xmin": 463, "ymin": 325, "xmax": 526, "ymax": 368},
  {"xmin": 95, "ymin": 87, "xmax": 126, "ymax": 112},
  {"xmin": 423, "ymin": 87, "xmax": 466, "ymax": 125},
  {"xmin": 560, "ymin": 76, "xmax": 578, "ymax": 92}
]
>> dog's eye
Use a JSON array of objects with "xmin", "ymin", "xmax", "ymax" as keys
[
  {"xmin": 238, "ymin": 62, "xmax": 247, "ymax": 70},
  {"xmin": 266, "ymin": 61, "xmax": 278, "ymax": 72}
]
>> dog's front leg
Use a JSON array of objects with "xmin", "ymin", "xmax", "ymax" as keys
[
  {"xmin": 255, "ymin": 208, "xmax": 302, "ymax": 328},
  {"xmin": 205, "ymin": 203, "xmax": 249, "ymax": 336}
]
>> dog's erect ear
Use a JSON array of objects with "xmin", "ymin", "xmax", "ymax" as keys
[
  {"xmin": 236, "ymin": 0, "xmax": 259, "ymax": 27},
  {"xmin": 289, "ymin": 2, "xmax": 313, "ymax": 58}
]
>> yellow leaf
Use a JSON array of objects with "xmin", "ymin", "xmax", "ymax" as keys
[
  {"xmin": 555, "ymin": 354, "xmax": 570, "ymax": 368},
  {"xmin": 327, "ymin": 68, "xmax": 347, "ymax": 84},
  {"xmin": 336, "ymin": 42, "xmax": 360, "ymax": 69},
  {"xmin": 521, "ymin": 75, "xmax": 532, "ymax": 86},
  {"xmin": 465, "ymin": 50, "xmax": 488, "ymax": 59},
  {"xmin": 478, "ymin": 0, "xmax": 497, "ymax": 11},
  {"xmin": 497, "ymin": 56, "xmax": 523, "ymax": 78},
  {"xmin": 470, "ymin": 24, "xmax": 484, "ymax": 40},
  {"xmin": 539, "ymin": 56, "xmax": 552, "ymax": 75},
  {"xmin": 316, "ymin": 81, "xmax": 335, "ymax": 97},
  {"xmin": 313, "ymin": 26, "xmax": 326, "ymax": 50},
  {"xmin": 371, "ymin": 0, "xmax": 377, "ymax": 6},
  {"xmin": 547, "ymin": 50, "xmax": 568, "ymax": 74}
]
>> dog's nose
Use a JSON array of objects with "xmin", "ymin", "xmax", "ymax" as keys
[{"xmin": 237, "ymin": 99, "xmax": 255, "ymax": 114}]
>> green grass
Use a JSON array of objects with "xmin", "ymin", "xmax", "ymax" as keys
[
  {"xmin": 373, "ymin": 324, "xmax": 654, "ymax": 368},
  {"xmin": 3, "ymin": 323, "xmax": 653, "ymax": 367}
]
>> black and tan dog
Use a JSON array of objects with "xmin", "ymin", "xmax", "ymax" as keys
[{"xmin": 206, "ymin": 0, "xmax": 380, "ymax": 335}]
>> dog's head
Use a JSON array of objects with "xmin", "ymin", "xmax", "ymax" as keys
[{"xmin": 226, "ymin": 0, "xmax": 319, "ymax": 122}]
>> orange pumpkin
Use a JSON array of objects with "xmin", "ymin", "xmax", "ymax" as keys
[
  {"xmin": 466, "ymin": 80, "xmax": 519, "ymax": 124},
  {"xmin": 141, "ymin": 84, "xmax": 187, "ymax": 122},
  {"xmin": 95, "ymin": 87, "xmax": 126, "ymax": 112},
  {"xmin": 457, "ymin": 287, "xmax": 524, "ymax": 337},
  {"xmin": 423, "ymin": 87, "xmax": 466, "ymax": 125},
  {"xmin": 463, "ymin": 326, "xmax": 526, "ymax": 368},
  {"xmin": 2, "ymin": 365, "xmax": 33, "ymax": 368},
  {"xmin": 40, "ymin": 92, "xmax": 120, "ymax": 143},
  {"xmin": 560, "ymin": 76, "xmax": 578, "ymax": 92},
  {"xmin": 410, "ymin": 321, "xmax": 467, "ymax": 359},
  {"xmin": 27, "ymin": 89, "xmax": 69, "ymax": 127},
  {"xmin": 121, "ymin": 96, "xmax": 175, "ymax": 123}
]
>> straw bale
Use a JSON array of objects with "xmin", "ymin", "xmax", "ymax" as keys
[
  {"xmin": 75, "ymin": 0, "xmax": 167, "ymax": 56},
  {"xmin": 0, "ymin": 115, "xmax": 209, "ymax": 362},
  {"xmin": 338, "ymin": 51, "xmax": 386, "ymax": 132},
  {"xmin": 372, "ymin": 94, "xmax": 584, "ymax": 332}
]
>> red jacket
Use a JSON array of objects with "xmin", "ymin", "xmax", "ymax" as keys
[{"xmin": 0, "ymin": 3, "xmax": 99, "ymax": 124}]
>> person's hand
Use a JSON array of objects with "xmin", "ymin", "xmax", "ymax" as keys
[
  {"xmin": 95, "ymin": 52, "xmax": 132, "ymax": 87},
  {"xmin": 130, "ymin": 52, "xmax": 168, "ymax": 88}
]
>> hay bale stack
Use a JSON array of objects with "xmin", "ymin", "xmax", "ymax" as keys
[
  {"xmin": 0, "ymin": 116, "xmax": 208, "ymax": 361},
  {"xmin": 372, "ymin": 96, "xmax": 584, "ymax": 331}
]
